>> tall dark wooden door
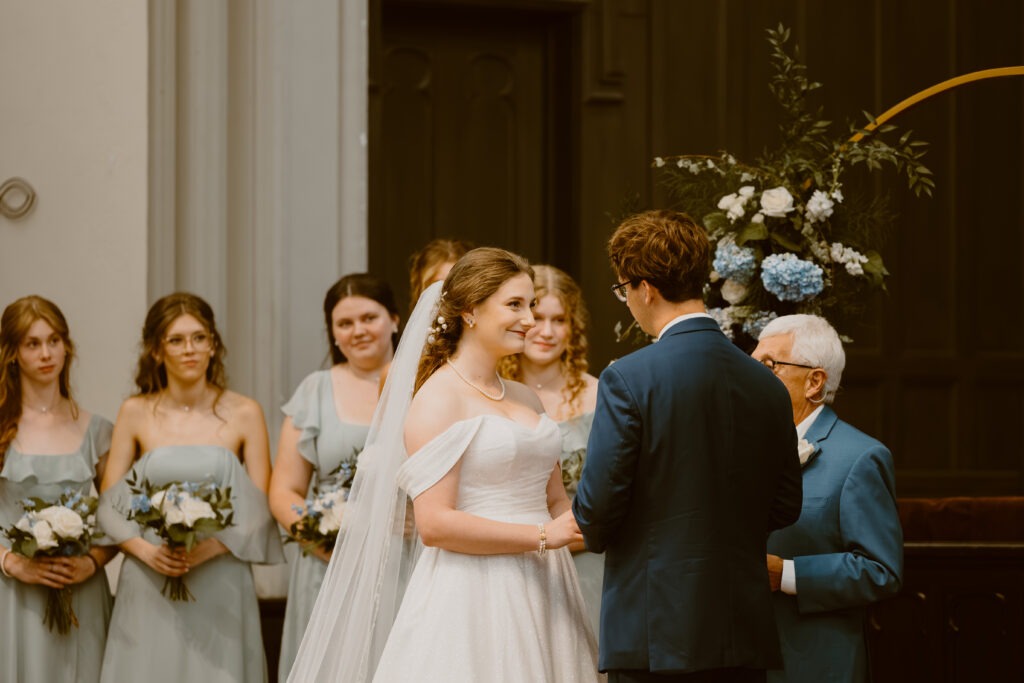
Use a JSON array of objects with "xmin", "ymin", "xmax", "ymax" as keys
[{"xmin": 369, "ymin": 3, "xmax": 573, "ymax": 313}]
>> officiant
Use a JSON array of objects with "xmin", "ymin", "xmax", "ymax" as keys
[{"xmin": 753, "ymin": 314, "xmax": 903, "ymax": 683}]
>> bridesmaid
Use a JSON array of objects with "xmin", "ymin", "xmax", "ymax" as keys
[
  {"xmin": 0, "ymin": 296, "xmax": 115, "ymax": 682},
  {"xmin": 498, "ymin": 265, "xmax": 602, "ymax": 635},
  {"xmin": 407, "ymin": 238, "xmax": 471, "ymax": 309},
  {"xmin": 97, "ymin": 292, "xmax": 283, "ymax": 682},
  {"xmin": 269, "ymin": 273, "xmax": 401, "ymax": 681}
]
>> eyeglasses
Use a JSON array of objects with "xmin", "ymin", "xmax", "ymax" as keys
[
  {"xmin": 611, "ymin": 281, "xmax": 636, "ymax": 303},
  {"xmin": 163, "ymin": 332, "xmax": 212, "ymax": 353},
  {"xmin": 760, "ymin": 358, "xmax": 816, "ymax": 373}
]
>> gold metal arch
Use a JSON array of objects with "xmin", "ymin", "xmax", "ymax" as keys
[{"xmin": 850, "ymin": 66, "xmax": 1024, "ymax": 143}]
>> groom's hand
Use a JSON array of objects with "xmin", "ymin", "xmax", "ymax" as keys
[{"xmin": 766, "ymin": 554, "xmax": 783, "ymax": 591}]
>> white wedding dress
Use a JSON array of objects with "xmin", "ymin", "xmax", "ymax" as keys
[{"xmin": 372, "ymin": 413, "xmax": 600, "ymax": 682}]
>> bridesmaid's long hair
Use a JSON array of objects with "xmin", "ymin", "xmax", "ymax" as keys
[
  {"xmin": 133, "ymin": 292, "xmax": 227, "ymax": 411},
  {"xmin": 415, "ymin": 247, "xmax": 533, "ymax": 393},
  {"xmin": 0, "ymin": 296, "xmax": 79, "ymax": 459},
  {"xmin": 498, "ymin": 265, "xmax": 591, "ymax": 416}
]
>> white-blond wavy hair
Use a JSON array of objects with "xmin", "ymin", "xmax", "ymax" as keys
[{"xmin": 759, "ymin": 314, "xmax": 845, "ymax": 404}]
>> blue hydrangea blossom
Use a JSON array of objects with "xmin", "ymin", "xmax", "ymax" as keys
[
  {"xmin": 712, "ymin": 237, "xmax": 758, "ymax": 285},
  {"xmin": 760, "ymin": 253, "xmax": 824, "ymax": 302}
]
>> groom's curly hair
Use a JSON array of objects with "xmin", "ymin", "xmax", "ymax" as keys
[
  {"xmin": 608, "ymin": 209, "xmax": 710, "ymax": 302},
  {"xmin": 415, "ymin": 247, "xmax": 534, "ymax": 393}
]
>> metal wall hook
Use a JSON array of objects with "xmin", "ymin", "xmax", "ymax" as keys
[{"xmin": 0, "ymin": 177, "xmax": 37, "ymax": 220}]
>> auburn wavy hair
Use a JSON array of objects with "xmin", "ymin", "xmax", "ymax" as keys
[
  {"xmin": 408, "ymin": 238, "xmax": 472, "ymax": 311},
  {"xmin": 133, "ymin": 292, "xmax": 227, "ymax": 412},
  {"xmin": 498, "ymin": 265, "xmax": 590, "ymax": 417},
  {"xmin": 415, "ymin": 247, "xmax": 533, "ymax": 393},
  {"xmin": 0, "ymin": 296, "xmax": 79, "ymax": 460},
  {"xmin": 608, "ymin": 209, "xmax": 710, "ymax": 302}
]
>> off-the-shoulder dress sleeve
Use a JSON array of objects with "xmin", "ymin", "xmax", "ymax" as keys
[{"xmin": 396, "ymin": 417, "xmax": 484, "ymax": 500}]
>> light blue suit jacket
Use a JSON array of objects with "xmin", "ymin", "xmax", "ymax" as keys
[{"xmin": 766, "ymin": 406, "xmax": 903, "ymax": 683}]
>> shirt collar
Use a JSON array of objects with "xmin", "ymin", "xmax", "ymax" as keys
[
  {"xmin": 796, "ymin": 405, "xmax": 825, "ymax": 439},
  {"xmin": 656, "ymin": 312, "xmax": 713, "ymax": 341}
]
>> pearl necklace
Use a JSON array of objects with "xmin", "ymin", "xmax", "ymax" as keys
[{"xmin": 446, "ymin": 359, "xmax": 506, "ymax": 401}]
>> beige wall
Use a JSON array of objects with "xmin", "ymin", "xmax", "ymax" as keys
[{"xmin": 0, "ymin": 1, "xmax": 148, "ymax": 421}]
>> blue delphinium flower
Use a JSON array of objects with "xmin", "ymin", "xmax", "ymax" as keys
[
  {"xmin": 713, "ymin": 237, "xmax": 758, "ymax": 285},
  {"xmin": 742, "ymin": 310, "xmax": 779, "ymax": 339},
  {"xmin": 760, "ymin": 253, "xmax": 824, "ymax": 302},
  {"xmin": 130, "ymin": 494, "xmax": 152, "ymax": 513}
]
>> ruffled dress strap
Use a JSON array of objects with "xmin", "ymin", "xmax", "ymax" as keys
[
  {"xmin": 85, "ymin": 414, "xmax": 114, "ymax": 469},
  {"xmin": 282, "ymin": 370, "xmax": 330, "ymax": 467},
  {"xmin": 396, "ymin": 417, "xmax": 484, "ymax": 500}
]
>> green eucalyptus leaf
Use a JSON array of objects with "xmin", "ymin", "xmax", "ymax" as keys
[{"xmin": 736, "ymin": 222, "xmax": 769, "ymax": 245}]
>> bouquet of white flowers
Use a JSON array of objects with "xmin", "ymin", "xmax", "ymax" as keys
[
  {"xmin": 288, "ymin": 449, "xmax": 359, "ymax": 557},
  {"xmin": 126, "ymin": 477, "xmax": 233, "ymax": 601},
  {"xmin": 3, "ymin": 489, "xmax": 102, "ymax": 633}
]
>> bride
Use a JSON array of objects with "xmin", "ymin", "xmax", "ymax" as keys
[{"xmin": 288, "ymin": 247, "xmax": 599, "ymax": 682}]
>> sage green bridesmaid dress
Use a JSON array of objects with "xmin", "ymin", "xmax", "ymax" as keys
[
  {"xmin": 0, "ymin": 415, "xmax": 114, "ymax": 683},
  {"xmin": 559, "ymin": 411, "xmax": 604, "ymax": 638},
  {"xmin": 97, "ymin": 444, "xmax": 284, "ymax": 683},
  {"xmin": 276, "ymin": 370, "xmax": 370, "ymax": 681}
]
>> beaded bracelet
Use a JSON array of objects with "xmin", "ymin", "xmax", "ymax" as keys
[
  {"xmin": 537, "ymin": 523, "xmax": 547, "ymax": 556},
  {"xmin": 0, "ymin": 549, "xmax": 12, "ymax": 578}
]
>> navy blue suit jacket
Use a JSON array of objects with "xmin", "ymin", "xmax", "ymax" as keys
[
  {"xmin": 573, "ymin": 317, "xmax": 802, "ymax": 673},
  {"xmin": 766, "ymin": 407, "xmax": 903, "ymax": 683}
]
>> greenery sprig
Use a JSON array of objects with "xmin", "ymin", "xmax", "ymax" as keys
[{"xmin": 655, "ymin": 24, "xmax": 933, "ymax": 344}]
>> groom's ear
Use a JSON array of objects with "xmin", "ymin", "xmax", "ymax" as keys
[{"xmin": 639, "ymin": 280, "xmax": 658, "ymax": 305}]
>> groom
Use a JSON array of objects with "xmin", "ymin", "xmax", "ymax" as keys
[{"xmin": 573, "ymin": 209, "xmax": 803, "ymax": 683}]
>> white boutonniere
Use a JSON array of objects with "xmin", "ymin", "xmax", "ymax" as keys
[{"xmin": 797, "ymin": 438, "xmax": 816, "ymax": 467}]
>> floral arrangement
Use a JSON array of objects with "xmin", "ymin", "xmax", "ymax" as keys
[
  {"xmin": 655, "ymin": 25, "xmax": 933, "ymax": 344},
  {"xmin": 560, "ymin": 448, "xmax": 586, "ymax": 496},
  {"xmin": 3, "ymin": 489, "xmax": 102, "ymax": 633},
  {"xmin": 288, "ymin": 449, "xmax": 360, "ymax": 557},
  {"xmin": 127, "ymin": 477, "xmax": 233, "ymax": 601}
]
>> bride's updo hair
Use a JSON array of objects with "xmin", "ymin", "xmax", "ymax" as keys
[{"xmin": 415, "ymin": 247, "xmax": 533, "ymax": 392}]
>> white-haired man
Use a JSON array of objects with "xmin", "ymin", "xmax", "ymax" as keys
[{"xmin": 752, "ymin": 314, "xmax": 903, "ymax": 683}]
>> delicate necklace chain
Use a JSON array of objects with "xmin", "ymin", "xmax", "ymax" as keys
[
  {"xmin": 23, "ymin": 395, "xmax": 60, "ymax": 414},
  {"xmin": 446, "ymin": 359, "xmax": 506, "ymax": 401}
]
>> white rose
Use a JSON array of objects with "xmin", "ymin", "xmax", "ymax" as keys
[
  {"xmin": 751, "ymin": 213, "xmax": 765, "ymax": 223},
  {"xmin": 15, "ymin": 513, "xmax": 35, "ymax": 534},
  {"xmin": 717, "ymin": 192, "xmax": 739, "ymax": 211},
  {"xmin": 738, "ymin": 185, "xmax": 755, "ymax": 198},
  {"xmin": 35, "ymin": 505, "xmax": 85, "ymax": 539},
  {"xmin": 164, "ymin": 505, "xmax": 186, "ymax": 526},
  {"xmin": 318, "ymin": 503, "xmax": 344, "ymax": 535},
  {"xmin": 181, "ymin": 497, "xmax": 217, "ymax": 527},
  {"xmin": 720, "ymin": 278, "xmax": 749, "ymax": 304},
  {"xmin": 150, "ymin": 490, "xmax": 166, "ymax": 509},
  {"xmin": 654, "ymin": 157, "xmax": 665, "ymax": 167},
  {"xmin": 760, "ymin": 186, "xmax": 795, "ymax": 217},
  {"xmin": 32, "ymin": 520, "xmax": 59, "ymax": 550}
]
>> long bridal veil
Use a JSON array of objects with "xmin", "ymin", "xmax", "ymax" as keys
[{"xmin": 287, "ymin": 281, "xmax": 442, "ymax": 682}]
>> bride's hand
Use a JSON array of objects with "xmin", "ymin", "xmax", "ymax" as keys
[{"xmin": 543, "ymin": 509, "xmax": 583, "ymax": 550}]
